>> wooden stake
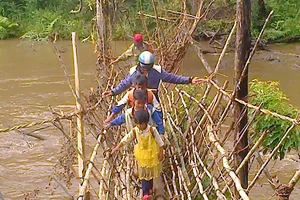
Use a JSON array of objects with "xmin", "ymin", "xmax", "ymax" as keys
[{"xmin": 72, "ymin": 32, "xmax": 85, "ymax": 191}]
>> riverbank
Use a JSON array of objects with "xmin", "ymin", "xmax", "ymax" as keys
[{"xmin": 0, "ymin": 0, "xmax": 299, "ymax": 43}]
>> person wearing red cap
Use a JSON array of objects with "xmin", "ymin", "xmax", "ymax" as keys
[{"xmin": 111, "ymin": 33, "xmax": 151, "ymax": 65}]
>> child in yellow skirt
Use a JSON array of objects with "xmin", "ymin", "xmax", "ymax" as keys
[{"xmin": 111, "ymin": 109, "xmax": 164, "ymax": 200}]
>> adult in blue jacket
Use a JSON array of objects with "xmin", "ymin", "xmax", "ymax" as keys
[{"xmin": 102, "ymin": 51, "xmax": 203, "ymax": 99}]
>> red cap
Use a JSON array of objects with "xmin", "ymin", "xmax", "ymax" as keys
[{"xmin": 133, "ymin": 33, "xmax": 143, "ymax": 43}]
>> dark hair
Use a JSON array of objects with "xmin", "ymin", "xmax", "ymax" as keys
[
  {"xmin": 134, "ymin": 109, "xmax": 149, "ymax": 124},
  {"xmin": 134, "ymin": 74, "xmax": 148, "ymax": 85},
  {"xmin": 133, "ymin": 89, "xmax": 147, "ymax": 102}
]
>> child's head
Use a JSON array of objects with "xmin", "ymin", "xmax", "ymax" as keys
[
  {"xmin": 134, "ymin": 74, "xmax": 147, "ymax": 90},
  {"xmin": 133, "ymin": 89, "xmax": 147, "ymax": 109},
  {"xmin": 134, "ymin": 109, "xmax": 149, "ymax": 130}
]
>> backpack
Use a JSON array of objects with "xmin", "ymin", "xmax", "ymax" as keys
[{"xmin": 128, "ymin": 89, "xmax": 154, "ymax": 107}]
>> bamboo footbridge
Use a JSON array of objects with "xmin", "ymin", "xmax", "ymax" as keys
[{"xmin": 2, "ymin": 1, "xmax": 300, "ymax": 200}]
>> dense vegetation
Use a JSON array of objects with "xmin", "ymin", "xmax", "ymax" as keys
[
  {"xmin": 0, "ymin": 0, "xmax": 299, "ymax": 42},
  {"xmin": 0, "ymin": 0, "xmax": 93, "ymax": 41},
  {"xmin": 252, "ymin": 0, "xmax": 300, "ymax": 42},
  {"xmin": 249, "ymin": 79, "xmax": 300, "ymax": 159}
]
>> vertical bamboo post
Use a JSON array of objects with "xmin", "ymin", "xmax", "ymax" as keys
[
  {"xmin": 234, "ymin": 0, "xmax": 251, "ymax": 189},
  {"xmin": 72, "ymin": 32, "xmax": 85, "ymax": 189}
]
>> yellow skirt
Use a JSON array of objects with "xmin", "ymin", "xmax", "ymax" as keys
[{"xmin": 133, "ymin": 132, "xmax": 162, "ymax": 180}]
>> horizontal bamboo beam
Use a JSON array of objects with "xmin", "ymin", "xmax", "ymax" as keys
[{"xmin": 209, "ymin": 79, "xmax": 298, "ymax": 124}]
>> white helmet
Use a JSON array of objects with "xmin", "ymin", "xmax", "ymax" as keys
[{"xmin": 138, "ymin": 51, "xmax": 154, "ymax": 65}]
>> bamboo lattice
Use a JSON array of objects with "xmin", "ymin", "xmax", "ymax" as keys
[{"xmin": 2, "ymin": 1, "xmax": 300, "ymax": 199}]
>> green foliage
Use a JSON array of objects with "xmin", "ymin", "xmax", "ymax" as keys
[
  {"xmin": 0, "ymin": 0, "xmax": 299, "ymax": 42},
  {"xmin": 111, "ymin": 0, "xmax": 182, "ymax": 40},
  {"xmin": 249, "ymin": 79, "xmax": 300, "ymax": 159},
  {"xmin": 252, "ymin": 0, "xmax": 300, "ymax": 42},
  {"xmin": 0, "ymin": 0, "xmax": 93, "ymax": 40},
  {"xmin": 197, "ymin": 19, "xmax": 235, "ymax": 35},
  {"xmin": 0, "ymin": 16, "xmax": 18, "ymax": 39},
  {"xmin": 19, "ymin": 10, "xmax": 92, "ymax": 41}
]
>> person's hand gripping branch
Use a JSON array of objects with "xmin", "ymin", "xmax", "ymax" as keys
[
  {"xmin": 102, "ymin": 90, "xmax": 113, "ymax": 98},
  {"xmin": 190, "ymin": 76, "xmax": 205, "ymax": 84}
]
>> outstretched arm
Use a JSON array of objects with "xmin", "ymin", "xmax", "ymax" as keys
[
  {"xmin": 111, "ymin": 91, "xmax": 130, "ymax": 114},
  {"xmin": 107, "ymin": 114, "xmax": 125, "ymax": 128},
  {"xmin": 111, "ymin": 142, "xmax": 124, "ymax": 155},
  {"xmin": 152, "ymin": 127, "xmax": 164, "ymax": 147},
  {"xmin": 111, "ymin": 74, "xmax": 133, "ymax": 96},
  {"xmin": 161, "ymin": 69, "xmax": 204, "ymax": 85},
  {"xmin": 111, "ymin": 129, "xmax": 135, "ymax": 154},
  {"xmin": 161, "ymin": 68, "xmax": 190, "ymax": 84},
  {"xmin": 104, "ymin": 113, "xmax": 116, "ymax": 126},
  {"xmin": 111, "ymin": 44, "xmax": 134, "ymax": 64}
]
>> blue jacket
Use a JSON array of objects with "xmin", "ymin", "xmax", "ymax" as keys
[
  {"xmin": 109, "ymin": 104, "xmax": 164, "ymax": 135},
  {"xmin": 111, "ymin": 64, "xmax": 191, "ymax": 96},
  {"xmin": 112, "ymin": 104, "xmax": 163, "ymax": 120}
]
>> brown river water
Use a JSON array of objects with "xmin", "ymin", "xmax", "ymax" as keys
[{"xmin": 0, "ymin": 39, "xmax": 299, "ymax": 199}]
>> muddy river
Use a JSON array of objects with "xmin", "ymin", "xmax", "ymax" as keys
[{"xmin": 0, "ymin": 39, "xmax": 299, "ymax": 199}]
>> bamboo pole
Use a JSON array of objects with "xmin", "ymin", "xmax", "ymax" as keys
[
  {"xmin": 255, "ymin": 152, "xmax": 276, "ymax": 190},
  {"xmin": 193, "ymin": 147, "xmax": 227, "ymax": 200},
  {"xmin": 99, "ymin": 159, "xmax": 109, "ymax": 199},
  {"xmin": 163, "ymin": 173, "xmax": 173, "ymax": 198},
  {"xmin": 175, "ymin": 88, "xmax": 214, "ymax": 124},
  {"xmin": 213, "ymin": 21, "xmax": 236, "ymax": 74},
  {"xmin": 151, "ymin": 0, "xmax": 164, "ymax": 45},
  {"xmin": 53, "ymin": 42, "xmax": 82, "ymax": 106},
  {"xmin": 78, "ymin": 132, "xmax": 104, "ymax": 198},
  {"xmin": 207, "ymin": 125, "xmax": 249, "ymax": 200},
  {"xmin": 190, "ymin": 160, "xmax": 209, "ymax": 200},
  {"xmin": 174, "ymin": 153, "xmax": 186, "ymax": 200},
  {"xmin": 247, "ymin": 123, "xmax": 296, "ymax": 192},
  {"xmin": 221, "ymin": 130, "xmax": 267, "ymax": 193},
  {"xmin": 72, "ymin": 32, "xmax": 85, "ymax": 191},
  {"xmin": 167, "ymin": 114, "xmax": 191, "ymax": 185},
  {"xmin": 168, "ymin": 148, "xmax": 179, "ymax": 197},
  {"xmin": 288, "ymin": 169, "xmax": 300, "ymax": 189},
  {"xmin": 125, "ymin": 153, "xmax": 131, "ymax": 200}
]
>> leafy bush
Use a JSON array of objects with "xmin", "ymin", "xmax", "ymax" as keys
[
  {"xmin": 19, "ymin": 9, "xmax": 92, "ymax": 41},
  {"xmin": 0, "ymin": 16, "xmax": 18, "ymax": 39},
  {"xmin": 251, "ymin": 0, "xmax": 300, "ymax": 41},
  {"xmin": 0, "ymin": 0, "xmax": 93, "ymax": 40},
  {"xmin": 249, "ymin": 79, "xmax": 300, "ymax": 159}
]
